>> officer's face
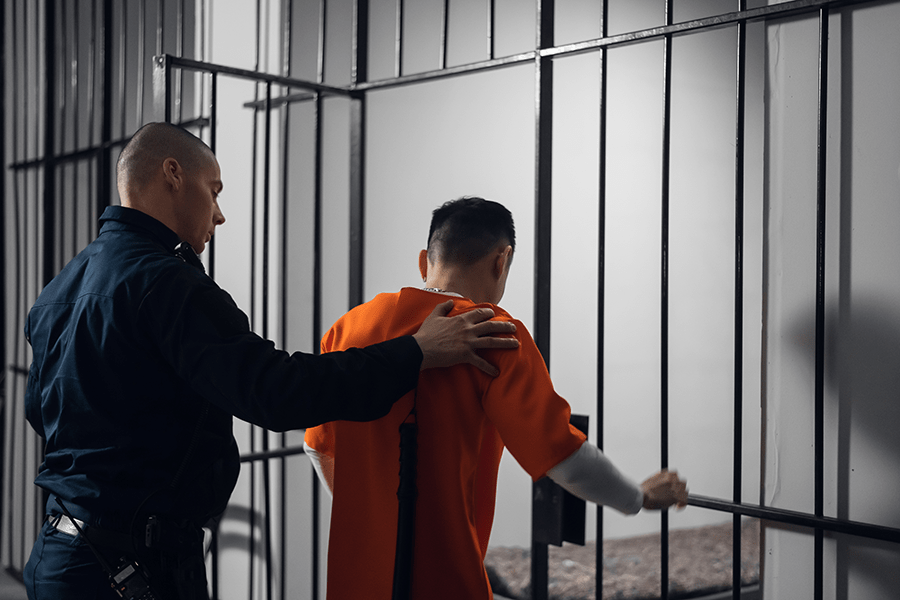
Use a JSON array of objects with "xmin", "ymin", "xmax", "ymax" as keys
[{"xmin": 181, "ymin": 154, "xmax": 225, "ymax": 254}]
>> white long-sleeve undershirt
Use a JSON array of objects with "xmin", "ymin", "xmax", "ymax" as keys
[
  {"xmin": 546, "ymin": 441, "xmax": 644, "ymax": 515},
  {"xmin": 304, "ymin": 443, "xmax": 335, "ymax": 498}
]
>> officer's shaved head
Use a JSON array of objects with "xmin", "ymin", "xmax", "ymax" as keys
[{"xmin": 116, "ymin": 122, "xmax": 213, "ymax": 195}]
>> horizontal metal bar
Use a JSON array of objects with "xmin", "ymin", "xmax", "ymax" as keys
[
  {"xmin": 7, "ymin": 365, "xmax": 30, "ymax": 376},
  {"xmin": 243, "ymin": 90, "xmax": 317, "ymax": 110},
  {"xmin": 156, "ymin": 54, "xmax": 352, "ymax": 97},
  {"xmin": 8, "ymin": 118, "xmax": 211, "ymax": 170},
  {"xmin": 352, "ymin": 51, "xmax": 536, "ymax": 92},
  {"xmin": 690, "ymin": 494, "xmax": 900, "ymax": 544},
  {"xmin": 543, "ymin": 0, "xmax": 875, "ymax": 58},
  {"xmin": 239, "ymin": 444, "xmax": 307, "ymax": 463}
]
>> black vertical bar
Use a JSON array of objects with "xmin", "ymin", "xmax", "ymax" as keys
[
  {"xmin": 208, "ymin": 72, "xmax": 218, "ymax": 600},
  {"xmin": 71, "ymin": 0, "xmax": 81, "ymax": 260},
  {"xmin": 262, "ymin": 80, "xmax": 274, "ymax": 600},
  {"xmin": 262, "ymin": 82, "xmax": 271, "ymax": 340},
  {"xmin": 813, "ymin": 8, "xmax": 830, "ymax": 600},
  {"xmin": 531, "ymin": 1, "xmax": 553, "ymax": 599},
  {"xmin": 317, "ymin": 0, "xmax": 327, "ymax": 85},
  {"xmin": 137, "ymin": 0, "xmax": 145, "ymax": 125},
  {"xmin": 156, "ymin": 0, "xmax": 164, "ymax": 56},
  {"xmin": 732, "ymin": 4, "xmax": 747, "ymax": 598},
  {"xmin": 595, "ymin": 1, "xmax": 608, "ymax": 597},
  {"xmin": 43, "ymin": 0, "xmax": 57, "ymax": 288},
  {"xmin": 56, "ymin": 0, "xmax": 66, "ymax": 266},
  {"xmin": 439, "ymin": 0, "xmax": 449, "ymax": 70},
  {"xmin": 84, "ymin": 0, "xmax": 96, "ymax": 246},
  {"xmin": 349, "ymin": 0, "xmax": 369, "ymax": 309},
  {"xmin": 394, "ymin": 0, "xmax": 403, "ymax": 78},
  {"xmin": 279, "ymin": 3, "xmax": 292, "ymax": 597},
  {"xmin": 98, "ymin": 0, "xmax": 113, "ymax": 220},
  {"xmin": 487, "ymin": 0, "xmax": 496, "ymax": 60},
  {"xmin": 152, "ymin": 54, "xmax": 172, "ymax": 123},
  {"xmin": 208, "ymin": 73, "xmax": 218, "ymax": 279},
  {"xmin": 175, "ymin": 0, "xmax": 183, "ymax": 123},
  {"xmin": 118, "ymin": 0, "xmax": 126, "ymax": 138},
  {"xmin": 249, "ymin": 3, "xmax": 263, "ymax": 590},
  {"xmin": 312, "ymin": 1, "xmax": 327, "ymax": 594},
  {"xmin": 6, "ymin": 0, "xmax": 19, "ymax": 566},
  {"xmin": 660, "ymin": 1, "xmax": 673, "ymax": 598},
  {"xmin": 0, "ymin": 0, "xmax": 7, "ymax": 551},
  {"xmin": 248, "ymin": 18, "xmax": 261, "ymax": 598}
]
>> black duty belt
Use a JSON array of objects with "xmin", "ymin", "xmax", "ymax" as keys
[{"xmin": 48, "ymin": 513, "xmax": 138, "ymax": 554}]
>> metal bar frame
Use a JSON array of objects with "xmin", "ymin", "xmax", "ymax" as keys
[
  {"xmin": 0, "ymin": 0, "xmax": 7, "ymax": 565},
  {"xmin": 5, "ymin": 1, "xmax": 900, "ymax": 599},
  {"xmin": 530, "ymin": 0, "xmax": 554, "ymax": 597},
  {"xmin": 732, "ymin": 3, "xmax": 748, "ymax": 599}
]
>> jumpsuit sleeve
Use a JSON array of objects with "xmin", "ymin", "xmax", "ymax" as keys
[{"xmin": 481, "ymin": 321, "xmax": 587, "ymax": 481}]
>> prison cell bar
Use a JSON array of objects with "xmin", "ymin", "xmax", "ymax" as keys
[
  {"xmin": 595, "ymin": 0, "xmax": 609, "ymax": 596},
  {"xmin": 394, "ymin": 0, "xmax": 404, "ymax": 78},
  {"xmin": 311, "ymin": 1, "xmax": 329, "ymax": 596},
  {"xmin": 439, "ymin": 0, "xmax": 449, "ymax": 70},
  {"xmin": 659, "ymin": 1, "xmax": 674, "ymax": 597},
  {"xmin": 350, "ymin": 0, "xmax": 369, "ymax": 309},
  {"xmin": 488, "ymin": 0, "xmax": 496, "ymax": 60},
  {"xmin": 5, "ymin": 0, "xmax": 18, "ymax": 569},
  {"xmin": 813, "ymin": 8, "xmax": 831, "ymax": 600},
  {"xmin": 207, "ymin": 67, "xmax": 220, "ymax": 599},
  {"xmin": 262, "ymin": 79, "xmax": 275, "ymax": 600},
  {"xmin": 0, "ymin": 0, "xmax": 7, "ymax": 572},
  {"xmin": 529, "ymin": 0, "xmax": 554, "ymax": 598},
  {"xmin": 246, "ymin": 7, "xmax": 262, "ymax": 592},
  {"xmin": 732, "ymin": 2, "xmax": 748, "ymax": 599},
  {"xmin": 278, "ymin": 3, "xmax": 294, "ymax": 598}
]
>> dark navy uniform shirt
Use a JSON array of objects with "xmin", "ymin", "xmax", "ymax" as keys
[{"xmin": 24, "ymin": 206, "xmax": 421, "ymax": 529}]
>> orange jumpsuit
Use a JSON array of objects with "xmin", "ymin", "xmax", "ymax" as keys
[{"xmin": 304, "ymin": 288, "xmax": 586, "ymax": 599}]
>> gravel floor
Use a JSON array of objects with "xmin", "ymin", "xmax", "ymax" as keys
[{"xmin": 485, "ymin": 520, "xmax": 760, "ymax": 600}]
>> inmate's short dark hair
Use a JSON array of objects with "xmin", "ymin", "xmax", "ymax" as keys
[
  {"xmin": 427, "ymin": 197, "xmax": 515, "ymax": 266},
  {"xmin": 116, "ymin": 122, "xmax": 213, "ymax": 191}
]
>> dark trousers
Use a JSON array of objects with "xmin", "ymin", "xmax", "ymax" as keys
[
  {"xmin": 24, "ymin": 518, "xmax": 209, "ymax": 600},
  {"xmin": 24, "ymin": 519, "xmax": 117, "ymax": 599}
]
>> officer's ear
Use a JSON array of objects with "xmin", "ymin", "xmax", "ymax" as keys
[{"xmin": 162, "ymin": 157, "xmax": 184, "ymax": 192}]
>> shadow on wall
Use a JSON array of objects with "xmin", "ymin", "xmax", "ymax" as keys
[{"xmin": 789, "ymin": 296, "xmax": 900, "ymax": 599}]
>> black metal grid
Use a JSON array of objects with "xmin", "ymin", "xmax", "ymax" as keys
[{"xmin": 4, "ymin": 1, "xmax": 900, "ymax": 599}]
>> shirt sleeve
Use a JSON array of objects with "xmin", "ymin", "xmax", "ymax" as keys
[
  {"xmin": 481, "ymin": 321, "xmax": 587, "ymax": 481},
  {"xmin": 139, "ymin": 266, "xmax": 423, "ymax": 431},
  {"xmin": 546, "ymin": 441, "xmax": 643, "ymax": 515},
  {"xmin": 304, "ymin": 442, "xmax": 334, "ymax": 497}
]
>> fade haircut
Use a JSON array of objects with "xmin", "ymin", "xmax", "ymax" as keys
[
  {"xmin": 116, "ymin": 122, "xmax": 213, "ymax": 192},
  {"xmin": 427, "ymin": 197, "xmax": 516, "ymax": 266}
]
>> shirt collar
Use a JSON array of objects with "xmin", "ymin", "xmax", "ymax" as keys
[{"xmin": 99, "ymin": 205, "xmax": 181, "ymax": 251}]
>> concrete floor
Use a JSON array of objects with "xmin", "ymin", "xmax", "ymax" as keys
[{"xmin": 0, "ymin": 568, "xmax": 27, "ymax": 600}]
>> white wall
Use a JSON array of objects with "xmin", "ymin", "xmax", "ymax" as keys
[{"xmin": 762, "ymin": 3, "xmax": 900, "ymax": 598}]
